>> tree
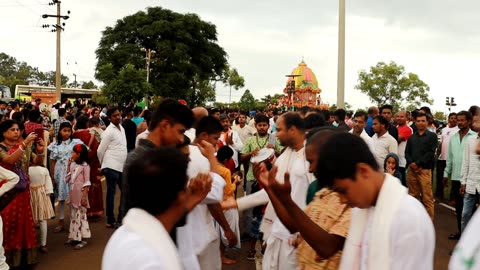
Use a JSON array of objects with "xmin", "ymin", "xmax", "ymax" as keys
[
  {"xmin": 238, "ymin": 89, "xmax": 256, "ymax": 110},
  {"xmin": 433, "ymin": 111, "xmax": 446, "ymax": 121},
  {"xmin": 223, "ymin": 65, "xmax": 245, "ymax": 104},
  {"xmin": 101, "ymin": 64, "xmax": 152, "ymax": 104},
  {"xmin": 81, "ymin": 81, "xmax": 98, "ymax": 89},
  {"xmin": 95, "ymin": 7, "xmax": 229, "ymax": 106},
  {"xmin": 355, "ymin": 61, "xmax": 433, "ymax": 110}
]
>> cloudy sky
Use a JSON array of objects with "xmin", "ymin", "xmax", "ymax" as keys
[{"xmin": 1, "ymin": 0, "xmax": 479, "ymax": 112}]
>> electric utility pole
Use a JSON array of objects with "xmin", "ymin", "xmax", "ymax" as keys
[{"xmin": 42, "ymin": 0, "xmax": 70, "ymax": 102}]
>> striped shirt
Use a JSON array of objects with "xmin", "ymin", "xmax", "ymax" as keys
[{"xmin": 461, "ymin": 134, "xmax": 480, "ymax": 195}]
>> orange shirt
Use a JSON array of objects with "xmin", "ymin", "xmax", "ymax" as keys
[{"xmin": 217, "ymin": 163, "xmax": 236, "ymax": 199}]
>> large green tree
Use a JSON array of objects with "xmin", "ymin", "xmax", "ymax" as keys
[
  {"xmin": 101, "ymin": 64, "xmax": 152, "ymax": 104},
  {"xmin": 223, "ymin": 65, "xmax": 245, "ymax": 104},
  {"xmin": 238, "ymin": 89, "xmax": 256, "ymax": 110},
  {"xmin": 355, "ymin": 61, "xmax": 433, "ymax": 109},
  {"xmin": 95, "ymin": 7, "xmax": 230, "ymax": 106}
]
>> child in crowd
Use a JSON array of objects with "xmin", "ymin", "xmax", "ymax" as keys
[
  {"xmin": 65, "ymin": 144, "xmax": 91, "ymax": 249},
  {"xmin": 384, "ymin": 153, "xmax": 402, "ymax": 182},
  {"xmin": 88, "ymin": 117, "xmax": 103, "ymax": 149},
  {"xmin": 216, "ymin": 146, "xmax": 241, "ymax": 265},
  {"xmin": 29, "ymin": 165, "xmax": 55, "ymax": 253},
  {"xmin": 48, "ymin": 122, "xmax": 83, "ymax": 233}
]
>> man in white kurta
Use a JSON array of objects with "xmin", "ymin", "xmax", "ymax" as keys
[{"xmin": 236, "ymin": 113, "xmax": 313, "ymax": 270}]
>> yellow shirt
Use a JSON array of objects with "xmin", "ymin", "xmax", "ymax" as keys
[
  {"xmin": 297, "ymin": 188, "xmax": 351, "ymax": 270},
  {"xmin": 217, "ymin": 163, "xmax": 236, "ymax": 199}
]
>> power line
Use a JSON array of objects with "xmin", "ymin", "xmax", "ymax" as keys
[{"xmin": 13, "ymin": 0, "xmax": 41, "ymax": 16}]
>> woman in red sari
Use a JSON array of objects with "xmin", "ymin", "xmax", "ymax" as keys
[
  {"xmin": 73, "ymin": 116, "xmax": 104, "ymax": 218},
  {"xmin": 0, "ymin": 120, "xmax": 45, "ymax": 267}
]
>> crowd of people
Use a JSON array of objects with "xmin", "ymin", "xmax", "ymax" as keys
[{"xmin": 0, "ymin": 97, "xmax": 479, "ymax": 270}]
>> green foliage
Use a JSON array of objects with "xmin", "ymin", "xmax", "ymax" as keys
[
  {"xmin": 433, "ymin": 111, "xmax": 446, "ymax": 121},
  {"xmin": 355, "ymin": 61, "xmax": 433, "ymax": 110},
  {"xmin": 238, "ymin": 89, "xmax": 256, "ymax": 110},
  {"xmin": 101, "ymin": 64, "xmax": 152, "ymax": 104},
  {"xmin": 81, "ymin": 81, "xmax": 98, "ymax": 89},
  {"xmin": 92, "ymin": 93, "xmax": 109, "ymax": 105},
  {"xmin": 0, "ymin": 52, "xmax": 70, "ymax": 95},
  {"xmin": 95, "ymin": 7, "xmax": 229, "ymax": 106}
]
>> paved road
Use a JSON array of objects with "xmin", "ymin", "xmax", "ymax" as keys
[{"xmin": 35, "ymin": 182, "xmax": 458, "ymax": 270}]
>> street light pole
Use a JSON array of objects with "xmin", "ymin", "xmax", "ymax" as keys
[{"xmin": 337, "ymin": 0, "xmax": 346, "ymax": 109}]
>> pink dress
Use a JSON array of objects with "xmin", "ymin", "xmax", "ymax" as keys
[{"xmin": 65, "ymin": 162, "xmax": 91, "ymax": 241}]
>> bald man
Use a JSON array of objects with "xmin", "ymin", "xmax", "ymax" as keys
[{"xmin": 185, "ymin": 107, "xmax": 209, "ymax": 141}]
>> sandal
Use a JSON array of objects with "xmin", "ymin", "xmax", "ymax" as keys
[
  {"xmin": 74, "ymin": 241, "xmax": 87, "ymax": 250},
  {"xmin": 40, "ymin": 246, "xmax": 48, "ymax": 253},
  {"xmin": 64, "ymin": 239, "xmax": 75, "ymax": 245}
]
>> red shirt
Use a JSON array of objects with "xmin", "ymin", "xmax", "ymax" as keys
[{"xmin": 397, "ymin": 125, "xmax": 413, "ymax": 141}]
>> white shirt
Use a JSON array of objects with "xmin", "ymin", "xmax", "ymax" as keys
[
  {"xmin": 97, "ymin": 124, "xmax": 128, "ymax": 172},
  {"xmin": 350, "ymin": 129, "xmax": 375, "ymax": 154},
  {"xmin": 0, "ymin": 167, "xmax": 19, "ymax": 197},
  {"xmin": 461, "ymin": 135, "xmax": 480, "ymax": 195},
  {"xmin": 359, "ymin": 195, "xmax": 435, "ymax": 270},
  {"xmin": 29, "ymin": 166, "xmax": 54, "ymax": 194},
  {"xmin": 440, "ymin": 126, "xmax": 459, "ymax": 160},
  {"xmin": 232, "ymin": 124, "xmax": 256, "ymax": 144},
  {"xmin": 102, "ymin": 209, "xmax": 183, "ymax": 270},
  {"xmin": 184, "ymin": 128, "xmax": 196, "ymax": 142},
  {"xmin": 450, "ymin": 209, "xmax": 480, "ymax": 270},
  {"xmin": 219, "ymin": 130, "xmax": 243, "ymax": 167},
  {"xmin": 135, "ymin": 130, "xmax": 150, "ymax": 148},
  {"xmin": 176, "ymin": 145, "xmax": 225, "ymax": 270},
  {"xmin": 372, "ymin": 132, "xmax": 398, "ymax": 169}
]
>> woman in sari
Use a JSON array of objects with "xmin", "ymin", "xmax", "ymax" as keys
[
  {"xmin": 0, "ymin": 120, "xmax": 45, "ymax": 267},
  {"xmin": 73, "ymin": 115, "xmax": 104, "ymax": 218}
]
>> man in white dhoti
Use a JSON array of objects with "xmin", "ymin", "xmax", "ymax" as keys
[
  {"xmin": 177, "ymin": 116, "xmax": 237, "ymax": 270},
  {"xmin": 227, "ymin": 112, "xmax": 313, "ymax": 270},
  {"xmin": 316, "ymin": 133, "xmax": 435, "ymax": 270},
  {"xmin": 102, "ymin": 148, "xmax": 211, "ymax": 270}
]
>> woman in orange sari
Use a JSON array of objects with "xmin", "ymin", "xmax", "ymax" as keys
[
  {"xmin": 73, "ymin": 116, "xmax": 104, "ymax": 218},
  {"xmin": 0, "ymin": 120, "xmax": 45, "ymax": 267}
]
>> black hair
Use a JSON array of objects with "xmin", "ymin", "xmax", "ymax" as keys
[
  {"xmin": 468, "ymin": 105, "xmax": 480, "ymax": 117},
  {"xmin": 219, "ymin": 114, "xmax": 229, "ymax": 121},
  {"xmin": 415, "ymin": 112, "xmax": 429, "ymax": 121},
  {"xmin": 304, "ymin": 113, "xmax": 325, "ymax": 129},
  {"xmin": 254, "ymin": 114, "xmax": 269, "ymax": 125},
  {"xmin": 11, "ymin": 111, "xmax": 23, "ymax": 123},
  {"xmin": 306, "ymin": 126, "xmax": 339, "ymax": 141},
  {"xmin": 0, "ymin": 120, "xmax": 18, "ymax": 142},
  {"xmin": 282, "ymin": 112, "xmax": 305, "ymax": 131},
  {"xmin": 143, "ymin": 110, "xmax": 152, "ymax": 126},
  {"xmin": 133, "ymin": 107, "xmax": 142, "ymax": 116},
  {"xmin": 58, "ymin": 108, "xmax": 67, "ymax": 117},
  {"xmin": 367, "ymin": 106, "xmax": 378, "ymax": 115},
  {"xmin": 75, "ymin": 115, "xmax": 89, "ymax": 130},
  {"xmin": 22, "ymin": 109, "xmax": 30, "ymax": 122},
  {"xmin": 125, "ymin": 147, "xmax": 189, "ymax": 216},
  {"xmin": 419, "ymin": 106, "xmax": 432, "ymax": 115},
  {"xmin": 89, "ymin": 116, "xmax": 100, "ymax": 126},
  {"xmin": 316, "ymin": 133, "xmax": 379, "ymax": 187},
  {"xmin": 217, "ymin": 145, "xmax": 234, "ymax": 162},
  {"xmin": 373, "ymin": 115, "xmax": 390, "ymax": 129},
  {"xmin": 150, "ymin": 99, "xmax": 194, "ymax": 132},
  {"xmin": 195, "ymin": 116, "xmax": 223, "ymax": 137},
  {"xmin": 107, "ymin": 107, "xmax": 119, "ymax": 118},
  {"xmin": 448, "ymin": 112, "xmax": 457, "ymax": 119},
  {"xmin": 56, "ymin": 122, "xmax": 73, "ymax": 145},
  {"xmin": 353, "ymin": 110, "xmax": 368, "ymax": 122},
  {"xmin": 73, "ymin": 144, "xmax": 89, "ymax": 165},
  {"xmin": 210, "ymin": 108, "xmax": 220, "ymax": 115},
  {"xmin": 457, "ymin": 110, "xmax": 473, "ymax": 122},
  {"xmin": 380, "ymin": 104, "xmax": 394, "ymax": 114},
  {"xmin": 299, "ymin": 106, "xmax": 310, "ymax": 116},
  {"xmin": 125, "ymin": 107, "xmax": 134, "ymax": 115},
  {"xmin": 333, "ymin": 109, "xmax": 347, "ymax": 121},
  {"xmin": 65, "ymin": 113, "xmax": 74, "ymax": 123}
]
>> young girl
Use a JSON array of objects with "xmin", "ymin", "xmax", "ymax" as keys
[
  {"xmin": 65, "ymin": 144, "xmax": 91, "ymax": 249},
  {"xmin": 384, "ymin": 153, "xmax": 402, "ymax": 182},
  {"xmin": 48, "ymin": 122, "xmax": 82, "ymax": 232},
  {"xmin": 29, "ymin": 164, "xmax": 55, "ymax": 253}
]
